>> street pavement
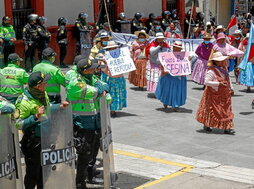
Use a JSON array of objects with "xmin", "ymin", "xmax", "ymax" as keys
[{"xmin": 110, "ymin": 74, "xmax": 254, "ymax": 189}]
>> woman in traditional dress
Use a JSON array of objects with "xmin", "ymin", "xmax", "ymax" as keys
[
  {"xmin": 238, "ymin": 33, "xmax": 254, "ymax": 93},
  {"xmin": 155, "ymin": 41, "xmax": 187, "ymax": 112},
  {"xmin": 213, "ymin": 33, "xmax": 244, "ymax": 75},
  {"xmin": 128, "ymin": 30, "xmax": 149, "ymax": 90},
  {"xmin": 146, "ymin": 32, "xmax": 170, "ymax": 93},
  {"xmin": 196, "ymin": 52, "xmax": 235, "ymax": 135},
  {"xmin": 101, "ymin": 41, "xmax": 127, "ymax": 117},
  {"xmin": 192, "ymin": 33, "xmax": 213, "ymax": 86}
]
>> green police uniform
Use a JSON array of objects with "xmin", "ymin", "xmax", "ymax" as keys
[
  {"xmin": 0, "ymin": 63, "xmax": 29, "ymax": 104},
  {"xmin": 33, "ymin": 60, "xmax": 66, "ymax": 102}
]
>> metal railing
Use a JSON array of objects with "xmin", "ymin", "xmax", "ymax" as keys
[{"xmin": 12, "ymin": 8, "xmax": 34, "ymax": 39}]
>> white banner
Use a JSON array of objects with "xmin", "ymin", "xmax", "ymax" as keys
[
  {"xmin": 105, "ymin": 47, "xmax": 136, "ymax": 76},
  {"xmin": 112, "ymin": 32, "xmax": 205, "ymax": 53}
]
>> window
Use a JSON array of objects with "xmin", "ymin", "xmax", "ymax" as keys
[{"xmin": 12, "ymin": 0, "xmax": 34, "ymax": 39}]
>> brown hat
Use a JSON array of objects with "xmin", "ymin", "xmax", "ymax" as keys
[{"xmin": 203, "ymin": 33, "xmax": 212, "ymax": 39}]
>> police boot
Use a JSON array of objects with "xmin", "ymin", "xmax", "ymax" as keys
[
  {"xmin": 87, "ymin": 166, "xmax": 101, "ymax": 182},
  {"xmin": 77, "ymin": 182, "xmax": 88, "ymax": 189}
]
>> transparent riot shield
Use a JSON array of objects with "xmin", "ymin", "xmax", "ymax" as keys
[
  {"xmin": 0, "ymin": 45, "xmax": 4, "ymax": 68},
  {"xmin": 121, "ymin": 22, "xmax": 131, "ymax": 34},
  {"xmin": 40, "ymin": 106, "xmax": 75, "ymax": 189},
  {"xmin": 0, "ymin": 115, "xmax": 17, "ymax": 189},
  {"xmin": 80, "ymin": 31, "xmax": 92, "ymax": 58},
  {"xmin": 100, "ymin": 96, "xmax": 117, "ymax": 189}
]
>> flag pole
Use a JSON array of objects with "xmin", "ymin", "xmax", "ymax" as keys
[
  {"xmin": 187, "ymin": 1, "xmax": 194, "ymax": 39},
  {"xmin": 103, "ymin": 0, "xmax": 113, "ymax": 32}
]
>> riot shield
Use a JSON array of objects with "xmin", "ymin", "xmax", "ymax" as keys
[
  {"xmin": 121, "ymin": 22, "xmax": 131, "ymax": 34},
  {"xmin": 80, "ymin": 31, "xmax": 92, "ymax": 58},
  {"xmin": 0, "ymin": 45, "xmax": 4, "ymax": 68},
  {"xmin": 100, "ymin": 96, "xmax": 117, "ymax": 189},
  {"xmin": 0, "ymin": 115, "xmax": 17, "ymax": 189},
  {"xmin": 40, "ymin": 106, "xmax": 75, "ymax": 189}
]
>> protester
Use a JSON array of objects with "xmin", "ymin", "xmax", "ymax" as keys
[
  {"xmin": 155, "ymin": 41, "xmax": 187, "ymax": 112},
  {"xmin": 192, "ymin": 33, "xmax": 214, "ymax": 86},
  {"xmin": 129, "ymin": 30, "xmax": 149, "ymax": 90},
  {"xmin": 164, "ymin": 22, "xmax": 182, "ymax": 38},
  {"xmin": 146, "ymin": 32, "xmax": 170, "ymax": 93},
  {"xmin": 196, "ymin": 52, "xmax": 235, "ymax": 134},
  {"xmin": 213, "ymin": 33, "xmax": 244, "ymax": 73},
  {"xmin": 101, "ymin": 41, "xmax": 127, "ymax": 117},
  {"xmin": 190, "ymin": 27, "xmax": 203, "ymax": 39},
  {"xmin": 205, "ymin": 21, "xmax": 214, "ymax": 34}
]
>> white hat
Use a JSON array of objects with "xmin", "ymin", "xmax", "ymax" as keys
[
  {"xmin": 172, "ymin": 41, "xmax": 183, "ymax": 49},
  {"xmin": 103, "ymin": 40, "xmax": 119, "ymax": 49},
  {"xmin": 246, "ymin": 33, "xmax": 250, "ymax": 38},
  {"xmin": 206, "ymin": 21, "xmax": 211, "ymax": 26},
  {"xmin": 233, "ymin": 30, "xmax": 242, "ymax": 36},
  {"xmin": 210, "ymin": 52, "xmax": 228, "ymax": 61},
  {"xmin": 155, "ymin": 32, "xmax": 165, "ymax": 39},
  {"xmin": 215, "ymin": 25, "xmax": 225, "ymax": 31}
]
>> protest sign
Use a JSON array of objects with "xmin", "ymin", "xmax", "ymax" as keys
[
  {"xmin": 159, "ymin": 52, "xmax": 191, "ymax": 76},
  {"xmin": 112, "ymin": 32, "xmax": 205, "ymax": 53},
  {"xmin": 105, "ymin": 47, "xmax": 136, "ymax": 76}
]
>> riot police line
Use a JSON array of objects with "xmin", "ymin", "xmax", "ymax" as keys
[{"xmin": 0, "ymin": 96, "xmax": 116, "ymax": 189}]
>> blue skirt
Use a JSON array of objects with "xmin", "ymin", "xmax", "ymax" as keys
[
  {"xmin": 101, "ymin": 73, "xmax": 127, "ymax": 111},
  {"xmin": 239, "ymin": 62, "xmax": 254, "ymax": 87},
  {"xmin": 155, "ymin": 74, "xmax": 187, "ymax": 108}
]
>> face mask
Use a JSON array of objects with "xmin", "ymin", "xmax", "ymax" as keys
[
  {"xmin": 139, "ymin": 38, "xmax": 145, "ymax": 43},
  {"xmin": 155, "ymin": 26, "xmax": 161, "ymax": 30},
  {"xmin": 235, "ymin": 37, "xmax": 240, "ymax": 40},
  {"xmin": 204, "ymin": 41, "xmax": 210, "ymax": 45},
  {"xmin": 102, "ymin": 41, "xmax": 108, "ymax": 46}
]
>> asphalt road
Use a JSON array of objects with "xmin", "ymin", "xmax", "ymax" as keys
[{"xmin": 111, "ymin": 74, "xmax": 254, "ymax": 170}]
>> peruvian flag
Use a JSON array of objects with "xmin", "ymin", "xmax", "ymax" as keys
[
  {"xmin": 239, "ymin": 23, "xmax": 254, "ymax": 70},
  {"xmin": 227, "ymin": 16, "xmax": 238, "ymax": 35}
]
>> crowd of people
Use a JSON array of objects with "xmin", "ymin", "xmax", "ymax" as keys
[{"xmin": 0, "ymin": 8, "xmax": 254, "ymax": 189}]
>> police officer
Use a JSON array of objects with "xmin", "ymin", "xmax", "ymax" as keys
[
  {"xmin": 74, "ymin": 12, "xmax": 93, "ymax": 55},
  {"xmin": 67, "ymin": 59, "xmax": 111, "ymax": 189},
  {"xmin": 95, "ymin": 22, "xmax": 112, "ymax": 38},
  {"xmin": 65, "ymin": 55, "xmax": 85, "ymax": 86},
  {"xmin": 32, "ymin": 48, "xmax": 66, "ymax": 104},
  {"xmin": 0, "ymin": 53, "xmax": 29, "ymax": 104},
  {"xmin": 146, "ymin": 13, "xmax": 156, "ymax": 33},
  {"xmin": 161, "ymin": 10, "xmax": 171, "ymax": 31},
  {"xmin": 196, "ymin": 12, "xmax": 205, "ymax": 28},
  {"xmin": 23, "ymin": 14, "xmax": 39, "ymax": 72},
  {"xmin": 0, "ymin": 16, "xmax": 16, "ymax": 66},
  {"xmin": 36, "ymin": 16, "xmax": 51, "ymax": 61},
  {"xmin": 57, "ymin": 17, "xmax": 69, "ymax": 68},
  {"xmin": 15, "ymin": 71, "xmax": 69, "ymax": 189},
  {"xmin": 115, "ymin": 12, "xmax": 131, "ymax": 33},
  {"xmin": 131, "ymin": 12, "xmax": 146, "ymax": 34},
  {"xmin": 148, "ymin": 20, "xmax": 164, "ymax": 37}
]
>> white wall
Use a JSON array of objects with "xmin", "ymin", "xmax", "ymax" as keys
[
  {"xmin": 44, "ymin": 0, "xmax": 94, "ymax": 26},
  {"xmin": 0, "ymin": 0, "xmax": 5, "ymax": 20},
  {"xmin": 124, "ymin": 0, "xmax": 162, "ymax": 18}
]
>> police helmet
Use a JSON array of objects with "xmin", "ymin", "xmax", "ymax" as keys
[
  {"xmin": 134, "ymin": 12, "xmax": 142, "ymax": 20},
  {"xmin": 37, "ymin": 16, "xmax": 47, "ymax": 25},
  {"xmin": 162, "ymin": 10, "xmax": 171, "ymax": 18},
  {"xmin": 2, "ymin": 16, "xmax": 11, "ymax": 22},
  {"xmin": 172, "ymin": 9, "xmax": 177, "ymax": 14},
  {"xmin": 119, "ymin": 12, "xmax": 126, "ymax": 19},
  {"xmin": 78, "ymin": 12, "xmax": 88, "ymax": 20},
  {"xmin": 149, "ymin": 13, "xmax": 156, "ymax": 19},
  {"xmin": 28, "ymin": 14, "xmax": 39, "ymax": 23},
  {"xmin": 58, "ymin": 17, "xmax": 68, "ymax": 26}
]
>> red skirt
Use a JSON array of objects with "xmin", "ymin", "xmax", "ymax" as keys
[{"xmin": 128, "ymin": 58, "xmax": 147, "ymax": 88}]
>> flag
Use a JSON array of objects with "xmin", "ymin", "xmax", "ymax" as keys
[
  {"xmin": 227, "ymin": 16, "xmax": 238, "ymax": 35},
  {"xmin": 239, "ymin": 23, "xmax": 254, "ymax": 70}
]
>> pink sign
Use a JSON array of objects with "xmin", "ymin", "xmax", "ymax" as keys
[{"xmin": 159, "ymin": 52, "xmax": 191, "ymax": 76}]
